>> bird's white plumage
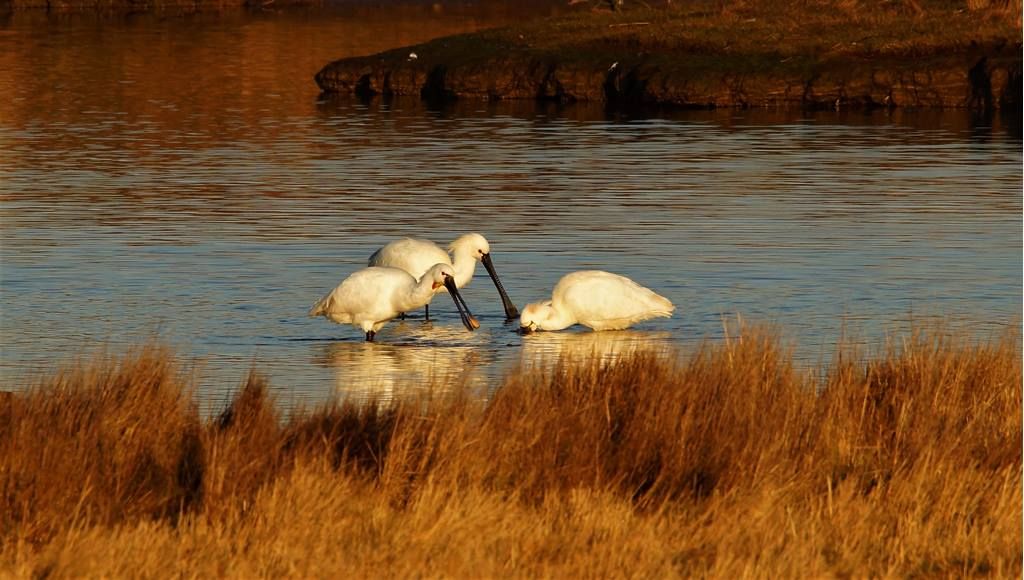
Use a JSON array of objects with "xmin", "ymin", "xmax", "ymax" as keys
[
  {"xmin": 368, "ymin": 239, "xmax": 450, "ymax": 286},
  {"xmin": 520, "ymin": 270, "xmax": 674, "ymax": 332},
  {"xmin": 367, "ymin": 232, "xmax": 520, "ymax": 322},
  {"xmin": 309, "ymin": 264, "xmax": 451, "ymax": 335},
  {"xmin": 368, "ymin": 233, "xmax": 489, "ymax": 293}
]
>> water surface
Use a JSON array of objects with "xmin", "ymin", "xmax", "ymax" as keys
[{"xmin": 1, "ymin": 7, "xmax": 1020, "ymax": 409}]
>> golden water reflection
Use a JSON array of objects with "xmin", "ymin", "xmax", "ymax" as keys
[
  {"xmin": 315, "ymin": 327, "xmax": 677, "ymax": 405},
  {"xmin": 313, "ymin": 322, "xmax": 492, "ymax": 404},
  {"xmin": 0, "ymin": 1, "xmax": 569, "ymax": 138},
  {"xmin": 519, "ymin": 330, "xmax": 675, "ymax": 370}
]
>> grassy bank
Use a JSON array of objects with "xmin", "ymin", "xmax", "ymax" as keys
[
  {"xmin": 1, "ymin": 326, "xmax": 1020, "ymax": 577},
  {"xmin": 316, "ymin": 0, "xmax": 1022, "ymax": 109}
]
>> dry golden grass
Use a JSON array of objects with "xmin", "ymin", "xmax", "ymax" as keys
[
  {"xmin": 1, "ymin": 326, "xmax": 1020, "ymax": 578},
  {"xmin": 471, "ymin": 0, "xmax": 1021, "ymax": 64}
]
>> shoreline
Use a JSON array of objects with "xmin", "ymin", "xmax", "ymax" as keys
[{"xmin": 315, "ymin": 6, "xmax": 1022, "ymax": 110}]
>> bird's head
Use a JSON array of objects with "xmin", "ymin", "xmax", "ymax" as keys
[
  {"xmin": 518, "ymin": 301, "xmax": 554, "ymax": 334},
  {"xmin": 425, "ymin": 263, "xmax": 479, "ymax": 331},
  {"xmin": 427, "ymin": 263, "xmax": 457, "ymax": 291},
  {"xmin": 449, "ymin": 232, "xmax": 490, "ymax": 261}
]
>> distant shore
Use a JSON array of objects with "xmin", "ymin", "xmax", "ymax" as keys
[
  {"xmin": 1, "ymin": 0, "xmax": 551, "ymax": 15},
  {"xmin": 3, "ymin": 0, "xmax": 309, "ymax": 11},
  {"xmin": 315, "ymin": 2, "xmax": 1022, "ymax": 110}
]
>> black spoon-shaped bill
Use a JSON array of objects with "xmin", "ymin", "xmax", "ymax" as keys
[
  {"xmin": 443, "ymin": 274, "xmax": 480, "ymax": 331},
  {"xmin": 481, "ymin": 252, "xmax": 519, "ymax": 320}
]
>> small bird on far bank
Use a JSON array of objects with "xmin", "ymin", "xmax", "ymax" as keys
[{"xmin": 518, "ymin": 270, "xmax": 674, "ymax": 333}]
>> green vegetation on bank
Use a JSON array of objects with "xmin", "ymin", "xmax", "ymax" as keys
[{"xmin": 2, "ymin": 326, "xmax": 1020, "ymax": 577}]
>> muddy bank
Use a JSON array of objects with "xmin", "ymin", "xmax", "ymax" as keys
[
  {"xmin": 5, "ymin": 0, "xmax": 318, "ymax": 11},
  {"xmin": 316, "ymin": 37, "xmax": 1021, "ymax": 110}
]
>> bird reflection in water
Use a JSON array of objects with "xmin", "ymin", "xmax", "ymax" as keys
[
  {"xmin": 519, "ymin": 329, "xmax": 674, "ymax": 370},
  {"xmin": 313, "ymin": 322, "xmax": 491, "ymax": 405}
]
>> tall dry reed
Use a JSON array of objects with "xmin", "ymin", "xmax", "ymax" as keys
[{"xmin": 0, "ymin": 326, "xmax": 1019, "ymax": 577}]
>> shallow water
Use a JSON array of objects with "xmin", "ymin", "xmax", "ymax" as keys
[{"xmin": 1, "ymin": 6, "xmax": 1021, "ymax": 410}]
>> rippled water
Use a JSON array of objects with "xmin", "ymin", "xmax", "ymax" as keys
[{"xmin": 1, "ymin": 6, "xmax": 1021, "ymax": 410}]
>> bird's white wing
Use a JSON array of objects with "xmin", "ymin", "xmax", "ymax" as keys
[
  {"xmin": 368, "ymin": 237, "xmax": 451, "ymax": 280},
  {"xmin": 311, "ymin": 267, "xmax": 414, "ymax": 323},
  {"xmin": 555, "ymin": 271, "xmax": 673, "ymax": 330}
]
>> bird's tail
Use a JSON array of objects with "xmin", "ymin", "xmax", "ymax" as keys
[
  {"xmin": 651, "ymin": 294, "xmax": 675, "ymax": 318},
  {"xmin": 309, "ymin": 292, "xmax": 332, "ymax": 317}
]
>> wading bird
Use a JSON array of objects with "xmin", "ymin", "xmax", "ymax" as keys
[
  {"xmin": 309, "ymin": 263, "xmax": 479, "ymax": 342},
  {"xmin": 368, "ymin": 233, "xmax": 519, "ymax": 320},
  {"xmin": 518, "ymin": 270, "xmax": 674, "ymax": 333}
]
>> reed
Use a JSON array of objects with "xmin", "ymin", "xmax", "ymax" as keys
[{"xmin": 0, "ymin": 326, "xmax": 1019, "ymax": 577}]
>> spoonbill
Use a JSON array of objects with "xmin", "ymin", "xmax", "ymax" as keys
[
  {"xmin": 309, "ymin": 263, "xmax": 479, "ymax": 342},
  {"xmin": 368, "ymin": 233, "xmax": 519, "ymax": 320},
  {"xmin": 518, "ymin": 270, "xmax": 674, "ymax": 334}
]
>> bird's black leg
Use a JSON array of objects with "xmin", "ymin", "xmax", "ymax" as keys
[
  {"xmin": 424, "ymin": 304, "xmax": 430, "ymax": 321},
  {"xmin": 399, "ymin": 312, "xmax": 406, "ymax": 320},
  {"xmin": 365, "ymin": 330, "xmax": 375, "ymax": 342}
]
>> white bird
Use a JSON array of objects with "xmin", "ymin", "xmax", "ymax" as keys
[
  {"xmin": 368, "ymin": 233, "xmax": 519, "ymax": 320},
  {"xmin": 309, "ymin": 263, "xmax": 479, "ymax": 342},
  {"xmin": 518, "ymin": 270, "xmax": 674, "ymax": 333}
]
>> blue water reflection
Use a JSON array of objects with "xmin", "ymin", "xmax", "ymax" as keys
[{"xmin": 0, "ymin": 11, "xmax": 1020, "ymax": 408}]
